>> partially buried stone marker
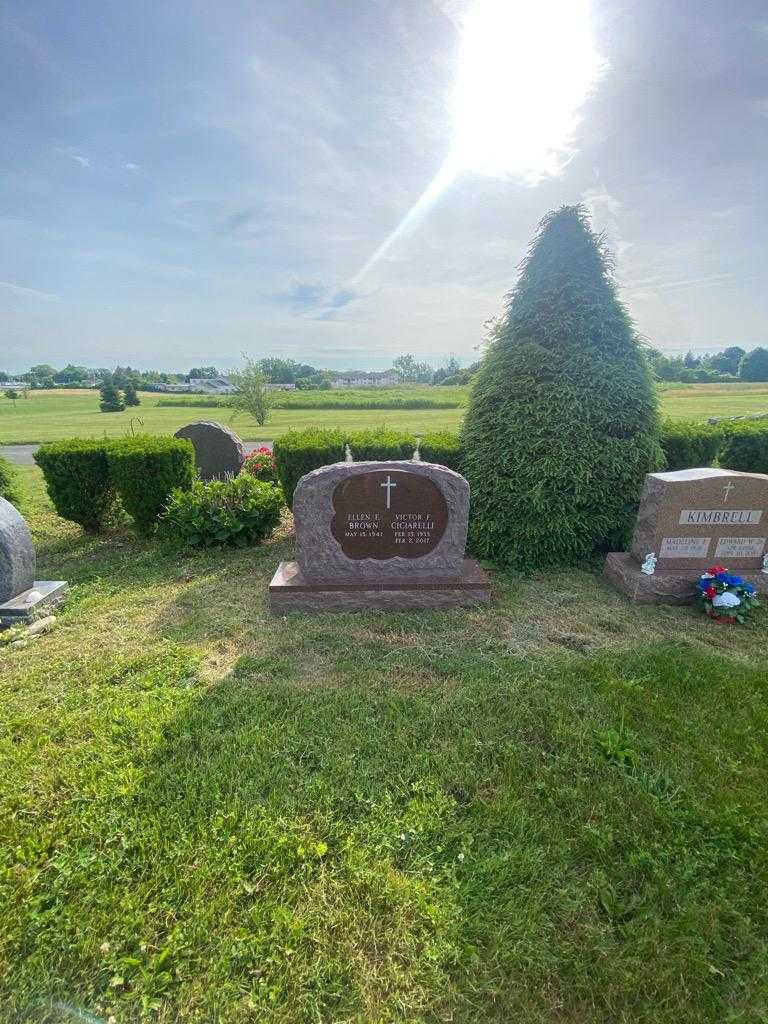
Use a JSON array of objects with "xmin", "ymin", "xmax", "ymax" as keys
[
  {"xmin": 603, "ymin": 467, "xmax": 768, "ymax": 604},
  {"xmin": 0, "ymin": 497, "xmax": 67, "ymax": 627},
  {"xmin": 174, "ymin": 421, "xmax": 245, "ymax": 481},
  {"xmin": 270, "ymin": 459, "xmax": 490, "ymax": 613}
]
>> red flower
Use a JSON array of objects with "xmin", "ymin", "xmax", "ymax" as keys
[
  {"xmin": 707, "ymin": 565, "xmax": 727, "ymax": 576},
  {"xmin": 705, "ymin": 586, "xmax": 716, "ymax": 599}
]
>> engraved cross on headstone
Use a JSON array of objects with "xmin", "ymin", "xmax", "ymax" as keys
[
  {"xmin": 722, "ymin": 481, "xmax": 735, "ymax": 503},
  {"xmin": 381, "ymin": 474, "xmax": 396, "ymax": 510}
]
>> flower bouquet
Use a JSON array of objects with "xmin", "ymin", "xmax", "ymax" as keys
[
  {"xmin": 241, "ymin": 446, "xmax": 278, "ymax": 484},
  {"xmin": 696, "ymin": 565, "xmax": 759, "ymax": 624}
]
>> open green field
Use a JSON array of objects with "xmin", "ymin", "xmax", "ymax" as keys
[
  {"xmin": 2, "ymin": 468, "xmax": 767, "ymax": 1022},
  {"xmin": 0, "ymin": 390, "xmax": 462, "ymax": 445},
  {"xmin": 660, "ymin": 382, "xmax": 768, "ymax": 421},
  {"xmin": 2, "ymin": 382, "xmax": 768, "ymax": 445}
]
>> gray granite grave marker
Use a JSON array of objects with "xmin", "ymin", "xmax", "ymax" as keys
[
  {"xmin": 0, "ymin": 498, "xmax": 67, "ymax": 627},
  {"xmin": 174, "ymin": 421, "xmax": 245, "ymax": 481}
]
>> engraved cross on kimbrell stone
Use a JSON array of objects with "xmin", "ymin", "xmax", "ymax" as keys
[
  {"xmin": 722, "ymin": 480, "xmax": 735, "ymax": 503},
  {"xmin": 381, "ymin": 474, "xmax": 397, "ymax": 510}
]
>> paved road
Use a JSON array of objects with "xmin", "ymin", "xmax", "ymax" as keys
[{"xmin": 1, "ymin": 440, "xmax": 272, "ymax": 466}]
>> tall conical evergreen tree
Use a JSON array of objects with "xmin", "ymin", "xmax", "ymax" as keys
[{"xmin": 462, "ymin": 205, "xmax": 662, "ymax": 570}]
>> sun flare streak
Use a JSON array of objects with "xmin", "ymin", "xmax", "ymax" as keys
[{"xmin": 344, "ymin": 0, "xmax": 605, "ymax": 290}]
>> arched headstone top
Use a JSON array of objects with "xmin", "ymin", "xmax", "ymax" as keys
[
  {"xmin": 0, "ymin": 498, "xmax": 36, "ymax": 604},
  {"xmin": 174, "ymin": 421, "xmax": 246, "ymax": 481}
]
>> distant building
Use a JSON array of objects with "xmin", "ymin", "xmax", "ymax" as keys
[
  {"xmin": 189, "ymin": 377, "xmax": 237, "ymax": 394},
  {"xmin": 1, "ymin": 380, "xmax": 27, "ymax": 390},
  {"xmin": 155, "ymin": 382, "xmax": 192, "ymax": 393},
  {"xmin": 330, "ymin": 371, "xmax": 398, "ymax": 389},
  {"xmin": 264, "ymin": 382, "xmax": 297, "ymax": 391}
]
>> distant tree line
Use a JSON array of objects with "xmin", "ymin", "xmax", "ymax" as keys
[
  {"xmin": 6, "ymin": 346, "xmax": 766, "ymax": 393},
  {"xmin": 645, "ymin": 345, "xmax": 768, "ymax": 383},
  {"xmin": 0, "ymin": 355, "xmax": 483, "ymax": 391}
]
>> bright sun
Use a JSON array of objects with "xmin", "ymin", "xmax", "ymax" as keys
[
  {"xmin": 348, "ymin": 0, "xmax": 604, "ymax": 287},
  {"xmin": 449, "ymin": 0, "xmax": 605, "ymax": 184}
]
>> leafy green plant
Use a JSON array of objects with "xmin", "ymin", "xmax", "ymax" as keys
[
  {"xmin": 462, "ymin": 205, "xmax": 662, "ymax": 570},
  {"xmin": 34, "ymin": 438, "xmax": 117, "ymax": 531},
  {"xmin": 241, "ymin": 446, "xmax": 278, "ymax": 483},
  {"xmin": 595, "ymin": 718, "xmax": 641, "ymax": 769},
  {"xmin": 0, "ymin": 454, "xmax": 21, "ymax": 506},
  {"xmin": 161, "ymin": 474, "xmax": 284, "ymax": 547},
  {"xmin": 108, "ymin": 435, "xmax": 194, "ymax": 534},
  {"xmin": 718, "ymin": 423, "xmax": 768, "ymax": 475},
  {"xmin": 660, "ymin": 419, "xmax": 722, "ymax": 470},
  {"xmin": 273, "ymin": 427, "xmax": 462, "ymax": 507}
]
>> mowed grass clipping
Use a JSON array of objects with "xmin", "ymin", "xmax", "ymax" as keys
[
  {"xmin": 2, "ymin": 381, "xmax": 768, "ymax": 444},
  {"xmin": 1, "ymin": 469, "xmax": 768, "ymax": 1023}
]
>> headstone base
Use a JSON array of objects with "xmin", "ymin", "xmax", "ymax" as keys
[
  {"xmin": 269, "ymin": 558, "xmax": 491, "ymax": 615},
  {"xmin": 0, "ymin": 581, "xmax": 68, "ymax": 628},
  {"xmin": 603, "ymin": 552, "xmax": 765, "ymax": 606}
]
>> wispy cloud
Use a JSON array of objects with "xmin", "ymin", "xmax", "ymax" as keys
[
  {"xmin": 56, "ymin": 147, "xmax": 91, "ymax": 168},
  {"xmin": 0, "ymin": 280, "xmax": 58, "ymax": 302},
  {"xmin": 270, "ymin": 281, "xmax": 327, "ymax": 312}
]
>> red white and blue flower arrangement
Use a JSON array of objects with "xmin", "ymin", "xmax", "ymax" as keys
[{"xmin": 697, "ymin": 566, "xmax": 759, "ymax": 624}]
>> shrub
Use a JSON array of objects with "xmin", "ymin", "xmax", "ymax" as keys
[
  {"xmin": 660, "ymin": 420, "xmax": 722, "ymax": 470},
  {"xmin": 0, "ymin": 455, "xmax": 21, "ymax": 506},
  {"xmin": 420, "ymin": 431, "xmax": 463, "ymax": 473},
  {"xmin": 462, "ymin": 205, "xmax": 662, "ymax": 570},
  {"xmin": 273, "ymin": 428, "xmax": 464, "ymax": 507},
  {"xmin": 123, "ymin": 382, "xmax": 140, "ymax": 407},
  {"xmin": 738, "ymin": 347, "xmax": 768, "ymax": 382},
  {"xmin": 241, "ymin": 446, "xmax": 278, "ymax": 483},
  {"xmin": 108, "ymin": 435, "xmax": 194, "ymax": 533},
  {"xmin": 718, "ymin": 424, "xmax": 768, "ymax": 475},
  {"xmin": 160, "ymin": 475, "xmax": 284, "ymax": 548},
  {"xmin": 34, "ymin": 439, "xmax": 117, "ymax": 531}
]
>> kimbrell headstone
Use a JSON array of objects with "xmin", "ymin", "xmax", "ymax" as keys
[
  {"xmin": 269, "ymin": 460, "xmax": 490, "ymax": 613},
  {"xmin": 173, "ymin": 421, "xmax": 245, "ymax": 481},
  {"xmin": 603, "ymin": 467, "xmax": 768, "ymax": 604},
  {"xmin": 0, "ymin": 498, "xmax": 67, "ymax": 627}
]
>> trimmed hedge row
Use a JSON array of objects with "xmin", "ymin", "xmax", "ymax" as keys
[
  {"xmin": 659, "ymin": 420, "xmax": 722, "ymax": 471},
  {"xmin": 719, "ymin": 424, "xmax": 768, "ymax": 475},
  {"xmin": 660, "ymin": 419, "xmax": 768, "ymax": 473},
  {"xmin": 108, "ymin": 435, "xmax": 195, "ymax": 534},
  {"xmin": 0, "ymin": 454, "xmax": 22, "ymax": 507},
  {"xmin": 275, "ymin": 422, "xmax": 768, "ymax": 508},
  {"xmin": 273, "ymin": 428, "xmax": 463, "ymax": 506},
  {"xmin": 34, "ymin": 439, "xmax": 116, "ymax": 531},
  {"xmin": 35, "ymin": 435, "xmax": 194, "ymax": 534}
]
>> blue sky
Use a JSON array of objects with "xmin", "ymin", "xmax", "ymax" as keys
[{"xmin": 1, "ymin": 0, "xmax": 767, "ymax": 372}]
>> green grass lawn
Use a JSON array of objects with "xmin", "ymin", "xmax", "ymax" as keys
[
  {"xmin": 660, "ymin": 381, "xmax": 768, "ymax": 421},
  {"xmin": 2, "ymin": 468, "xmax": 767, "ymax": 1023},
  {"xmin": 0, "ymin": 391, "xmax": 463, "ymax": 445},
  {"xmin": 3, "ymin": 382, "xmax": 768, "ymax": 445}
]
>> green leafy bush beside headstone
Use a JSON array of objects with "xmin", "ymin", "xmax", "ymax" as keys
[
  {"xmin": 34, "ymin": 439, "xmax": 117, "ymax": 531},
  {"xmin": 161, "ymin": 475, "xmax": 284, "ymax": 547},
  {"xmin": 660, "ymin": 420, "xmax": 722, "ymax": 470},
  {"xmin": 273, "ymin": 428, "xmax": 464, "ymax": 507},
  {"xmin": 108, "ymin": 435, "xmax": 194, "ymax": 534},
  {"xmin": 718, "ymin": 424, "xmax": 768, "ymax": 475},
  {"xmin": 462, "ymin": 205, "xmax": 662, "ymax": 570},
  {"xmin": 0, "ymin": 455, "xmax": 21, "ymax": 507}
]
